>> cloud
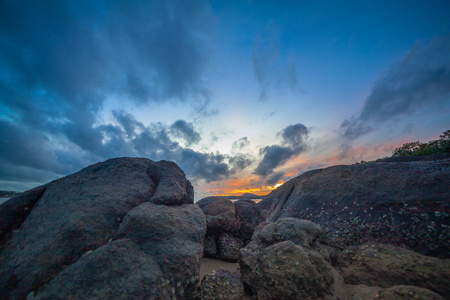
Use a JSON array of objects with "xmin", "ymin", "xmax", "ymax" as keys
[
  {"xmin": 265, "ymin": 171, "xmax": 285, "ymax": 186},
  {"xmin": 231, "ymin": 137, "xmax": 250, "ymax": 153},
  {"xmin": 229, "ymin": 154, "xmax": 254, "ymax": 174},
  {"xmin": 340, "ymin": 35, "xmax": 450, "ymax": 156},
  {"xmin": 253, "ymin": 145, "xmax": 294, "ymax": 176},
  {"xmin": 279, "ymin": 123, "xmax": 309, "ymax": 149},
  {"xmin": 180, "ymin": 149, "xmax": 229, "ymax": 183},
  {"xmin": 170, "ymin": 120, "xmax": 201, "ymax": 146},
  {"xmin": 0, "ymin": 1, "xmax": 223, "ymax": 188},
  {"xmin": 254, "ymin": 123, "xmax": 309, "ymax": 177},
  {"xmin": 0, "ymin": 0, "xmax": 214, "ymax": 137},
  {"xmin": 251, "ymin": 23, "xmax": 304, "ymax": 101}
]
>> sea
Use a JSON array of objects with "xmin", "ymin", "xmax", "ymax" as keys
[{"xmin": 0, "ymin": 197, "xmax": 11, "ymax": 205}]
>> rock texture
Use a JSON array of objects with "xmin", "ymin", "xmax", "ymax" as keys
[
  {"xmin": 258, "ymin": 158, "xmax": 450, "ymax": 257},
  {"xmin": 334, "ymin": 242, "xmax": 450, "ymax": 298},
  {"xmin": 203, "ymin": 234, "xmax": 217, "ymax": 258},
  {"xmin": 196, "ymin": 268, "xmax": 244, "ymax": 300},
  {"xmin": 197, "ymin": 197, "xmax": 240, "ymax": 235},
  {"xmin": 197, "ymin": 197, "xmax": 255, "ymax": 262},
  {"xmin": 379, "ymin": 285, "xmax": 445, "ymax": 300},
  {"xmin": 0, "ymin": 157, "xmax": 205, "ymax": 300},
  {"xmin": 240, "ymin": 218, "xmax": 334, "ymax": 300},
  {"xmin": 217, "ymin": 233, "xmax": 244, "ymax": 262},
  {"xmin": 256, "ymin": 217, "xmax": 322, "ymax": 247},
  {"xmin": 240, "ymin": 218, "xmax": 450, "ymax": 299},
  {"xmin": 241, "ymin": 240, "xmax": 334, "ymax": 300},
  {"xmin": 234, "ymin": 199, "xmax": 264, "ymax": 244}
]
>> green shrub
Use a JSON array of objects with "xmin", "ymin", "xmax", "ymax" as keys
[{"xmin": 392, "ymin": 130, "xmax": 450, "ymax": 157}]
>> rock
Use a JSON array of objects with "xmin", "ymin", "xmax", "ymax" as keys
[
  {"xmin": 196, "ymin": 268, "xmax": 244, "ymax": 300},
  {"xmin": 197, "ymin": 197, "xmax": 240, "ymax": 235},
  {"xmin": 27, "ymin": 239, "xmax": 169, "ymax": 300},
  {"xmin": 147, "ymin": 160, "xmax": 194, "ymax": 205},
  {"xmin": 256, "ymin": 217, "xmax": 322, "ymax": 248},
  {"xmin": 0, "ymin": 157, "xmax": 203, "ymax": 299},
  {"xmin": 240, "ymin": 240, "xmax": 334, "ymax": 300},
  {"xmin": 0, "ymin": 186, "xmax": 46, "ymax": 246},
  {"xmin": 379, "ymin": 285, "xmax": 445, "ymax": 300},
  {"xmin": 218, "ymin": 233, "xmax": 244, "ymax": 262},
  {"xmin": 258, "ymin": 158, "xmax": 450, "ymax": 257},
  {"xmin": 204, "ymin": 234, "xmax": 217, "ymax": 258},
  {"xmin": 234, "ymin": 199, "xmax": 263, "ymax": 244},
  {"xmin": 334, "ymin": 242, "xmax": 450, "ymax": 298}
]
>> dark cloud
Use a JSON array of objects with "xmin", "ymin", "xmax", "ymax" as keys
[
  {"xmin": 231, "ymin": 137, "xmax": 250, "ymax": 153},
  {"xmin": 0, "ymin": 1, "xmax": 222, "ymax": 188},
  {"xmin": 279, "ymin": 123, "xmax": 309, "ymax": 149},
  {"xmin": 340, "ymin": 35, "xmax": 450, "ymax": 156},
  {"xmin": 95, "ymin": 113, "xmax": 230, "ymax": 183},
  {"xmin": 254, "ymin": 123, "xmax": 309, "ymax": 177},
  {"xmin": 251, "ymin": 23, "xmax": 304, "ymax": 101},
  {"xmin": 170, "ymin": 120, "xmax": 201, "ymax": 146},
  {"xmin": 265, "ymin": 171, "xmax": 285, "ymax": 186},
  {"xmin": 0, "ymin": 120, "xmax": 71, "ymax": 174},
  {"xmin": 253, "ymin": 145, "xmax": 294, "ymax": 177},
  {"xmin": 229, "ymin": 154, "xmax": 254, "ymax": 174},
  {"xmin": 180, "ymin": 149, "xmax": 229, "ymax": 183}
]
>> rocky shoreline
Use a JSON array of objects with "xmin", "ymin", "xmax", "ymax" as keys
[{"xmin": 0, "ymin": 156, "xmax": 448, "ymax": 299}]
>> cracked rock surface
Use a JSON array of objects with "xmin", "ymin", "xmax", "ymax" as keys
[{"xmin": 0, "ymin": 157, "xmax": 205, "ymax": 300}]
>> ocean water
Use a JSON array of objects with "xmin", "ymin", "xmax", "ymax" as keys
[{"xmin": 0, "ymin": 197, "xmax": 11, "ymax": 205}]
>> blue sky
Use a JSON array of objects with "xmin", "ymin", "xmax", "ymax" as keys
[{"xmin": 0, "ymin": 0, "xmax": 449, "ymax": 199}]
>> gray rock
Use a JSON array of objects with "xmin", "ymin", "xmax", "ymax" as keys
[
  {"xmin": 218, "ymin": 233, "xmax": 244, "ymax": 262},
  {"xmin": 196, "ymin": 197, "xmax": 240, "ymax": 235},
  {"xmin": 27, "ymin": 239, "xmax": 168, "ymax": 300},
  {"xmin": 240, "ymin": 240, "xmax": 334, "ymax": 300},
  {"xmin": 234, "ymin": 199, "xmax": 263, "ymax": 244},
  {"xmin": 196, "ymin": 268, "xmax": 244, "ymax": 300},
  {"xmin": 379, "ymin": 285, "xmax": 445, "ymax": 300},
  {"xmin": 258, "ymin": 159, "xmax": 450, "ymax": 257},
  {"xmin": 147, "ymin": 160, "xmax": 194, "ymax": 205},
  {"xmin": 0, "ymin": 157, "xmax": 202, "ymax": 299},
  {"xmin": 204, "ymin": 234, "xmax": 217, "ymax": 258},
  {"xmin": 0, "ymin": 186, "xmax": 46, "ymax": 246},
  {"xmin": 256, "ymin": 217, "xmax": 322, "ymax": 248},
  {"xmin": 334, "ymin": 242, "xmax": 450, "ymax": 298}
]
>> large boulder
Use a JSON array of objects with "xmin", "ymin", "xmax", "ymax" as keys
[
  {"xmin": 234, "ymin": 199, "xmax": 264, "ymax": 244},
  {"xmin": 0, "ymin": 157, "xmax": 204, "ymax": 300},
  {"xmin": 196, "ymin": 268, "xmax": 244, "ymax": 300},
  {"xmin": 334, "ymin": 242, "xmax": 450, "ymax": 298},
  {"xmin": 240, "ymin": 240, "xmax": 334, "ymax": 300},
  {"xmin": 240, "ymin": 218, "xmax": 334, "ymax": 299},
  {"xmin": 196, "ymin": 197, "xmax": 240, "ymax": 235},
  {"xmin": 217, "ymin": 233, "xmax": 244, "ymax": 262},
  {"xmin": 255, "ymin": 217, "xmax": 322, "ymax": 248},
  {"xmin": 258, "ymin": 158, "xmax": 450, "ymax": 257}
]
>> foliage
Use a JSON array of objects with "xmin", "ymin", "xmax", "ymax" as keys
[{"xmin": 392, "ymin": 130, "xmax": 450, "ymax": 157}]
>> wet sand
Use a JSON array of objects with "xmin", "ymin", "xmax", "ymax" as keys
[{"xmin": 199, "ymin": 257, "xmax": 240, "ymax": 279}]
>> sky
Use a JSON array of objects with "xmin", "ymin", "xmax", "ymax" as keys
[{"xmin": 0, "ymin": 0, "xmax": 449, "ymax": 200}]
